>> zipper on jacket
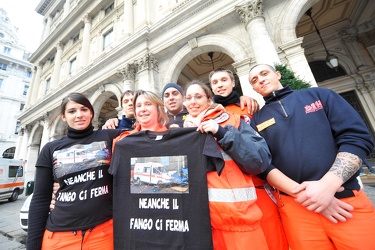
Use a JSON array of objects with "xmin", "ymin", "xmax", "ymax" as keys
[{"xmin": 272, "ymin": 92, "xmax": 288, "ymax": 118}]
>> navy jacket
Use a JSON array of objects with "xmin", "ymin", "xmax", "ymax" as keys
[{"xmin": 250, "ymin": 86, "xmax": 374, "ymax": 190}]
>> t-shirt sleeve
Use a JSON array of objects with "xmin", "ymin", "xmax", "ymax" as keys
[
  {"xmin": 27, "ymin": 166, "xmax": 54, "ymax": 250},
  {"xmin": 203, "ymin": 133, "xmax": 224, "ymax": 174}
]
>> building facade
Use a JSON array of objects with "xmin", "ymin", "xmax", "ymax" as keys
[
  {"xmin": 16, "ymin": 0, "xmax": 375, "ymax": 183},
  {"xmin": 0, "ymin": 8, "xmax": 32, "ymax": 159}
]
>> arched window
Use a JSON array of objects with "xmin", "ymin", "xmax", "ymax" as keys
[
  {"xmin": 2, "ymin": 147, "xmax": 15, "ymax": 159},
  {"xmin": 309, "ymin": 61, "xmax": 346, "ymax": 82}
]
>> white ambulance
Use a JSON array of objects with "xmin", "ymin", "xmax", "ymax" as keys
[
  {"xmin": 0, "ymin": 158, "xmax": 24, "ymax": 202},
  {"xmin": 133, "ymin": 162, "xmax": 172, "ymax": 185}
]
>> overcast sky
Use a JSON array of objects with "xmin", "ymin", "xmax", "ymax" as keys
[{"xmin": 0, "ymin": 0, "xmax": 43, "ymax": 52}]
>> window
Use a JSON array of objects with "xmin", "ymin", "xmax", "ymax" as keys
[
  {"xmin": 0, "ymin": 62, "xmax": 7, "ymax": 71},
  {"xmin": 3, "ymin": 47, "xmax": 10, "ymax": 54},
  {"xmin": 0, "ymin": 33, "xmax": 4, "ymax": 38},
  {"xmin": 103, "ymin": 29, "xmax": 113, "ymax": 50},
  {"xmin": 2, "ymin": 147, "xmax": 15, "ymax": 159},
  {"xmin": 105, "ymin": 3, "xmax": 114, "ymax": 16},
  {"xmin": 9, "ymin": 165, "xmax": 23, "ymax": 177},
  {"xmin": 0, "ymin": 79, "xmax": 2, "ymax": 89},
  {"xmin": 45, "ymin": 78, "xmax": 50, "ymax": 94},
  {"xmin": 23, "ymin": 85, "xmax": 29, "ymax": 95},
  {"xmin": 15, "ymin": 121, "xmax": 20, "ymax": 135},
  {"xmin": 20, "ymin": 103, "xmax": 24, "ymax": 111},
  {"xmin": 69, "ymin": 58, "xmax": 77, "ymax": 76},
  {"xmin": 26, "ymin": 70, "xmax": 32, "ymax": 78},
  {"xmin": 72, "ymin": 34, "xmax": 79, "ymax": 43}
]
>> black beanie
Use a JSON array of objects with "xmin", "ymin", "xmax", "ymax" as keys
[{"xmin": 161, "ymin": 83, "xmax": 184, "ymax": 100}]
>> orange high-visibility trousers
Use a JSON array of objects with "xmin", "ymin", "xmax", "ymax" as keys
[
  {"xmin": 255, "ymin": 187, "xmax": 289, "ymax": 250},
  {"xmin": 41, "ymin": 219, "xmax": 113, "ymax": 250},
  {"xmin": 278, "ymin": 190, "xmax": 375, "ymax": 250},
  {"xmin": 212, "ymin": 225, "xmax": 268, "ymax": 250}
]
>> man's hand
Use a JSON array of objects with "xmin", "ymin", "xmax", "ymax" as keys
[
  {"xmin": 102, "ymin": 118, "xmax": 119, "ymax": 129},
  {"xmin": 319, "ymin": 198, "xmax": 354, "ymax": 223},
  {"xmin": 239, "ymin": 95, "xmax": 259, "ymax": 115},
  {"xmin": 292, "ymin": 176, "xmax": 343, "ymax": 212}
]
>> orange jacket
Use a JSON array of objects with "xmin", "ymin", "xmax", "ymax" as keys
[{"xmin": 202, "ymin": 105, "xmax": 262, "ymax": 231}]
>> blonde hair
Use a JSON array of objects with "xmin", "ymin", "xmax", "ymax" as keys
[{"xmin": 133, "ymin": 90, "xmax": 169, "ymax": 127}]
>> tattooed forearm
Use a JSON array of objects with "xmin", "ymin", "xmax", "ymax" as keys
[{"xmin": 329, "ymin": 152, "xmax": 362, "ymax": 182}]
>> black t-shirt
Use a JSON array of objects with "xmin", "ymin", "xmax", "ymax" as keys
[
  {"xmin": 37, "ymin": 129, "xmax": 121, "ymax": 231},
  {"xmin": 110, "ymin": 128, "xmax": 224, "ymax": 250}
]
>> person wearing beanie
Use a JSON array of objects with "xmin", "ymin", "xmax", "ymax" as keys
[{"xmin": 162, "ymin": 83, "xmax": 189, "ymax": 127}]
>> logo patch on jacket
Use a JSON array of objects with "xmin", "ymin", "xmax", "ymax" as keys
[
  {"xmin": 213, "ymin": 112, "xmax": 230, "ymax": 124},
  {"xmin": 305, "ymin": 100, "xmax": 323, "ymax": 114},
  {"xmin": 241, "ymin": 114, "xmax": 251, "ymax": 125},
  {"xmin": 256, "ymin": 118, "xmax": 275, "ymax": 132}
]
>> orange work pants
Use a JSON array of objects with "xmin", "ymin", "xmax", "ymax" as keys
[
  {"xmin": 255, "ymin": 187, "xmax": 289, "ymax": 250},
  {"xmin": 212, "ymin": 224, "xmax": 268, "ymax": 250},
  {"xmin": 41, "ymin": 219, "xmax": 113, "ymax": 250},
  {"xmin": 278, "ymin": 190, "xmax": 375, "ymax": 250}
]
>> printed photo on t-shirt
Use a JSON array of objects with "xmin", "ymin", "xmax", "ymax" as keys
[
  {"xmin": 131, "ymin": 155, "xmax": 188, "ymax": 194},
  {"xmin": 53, "ymin": 141, "xmax": 110, "ymax": 178}
]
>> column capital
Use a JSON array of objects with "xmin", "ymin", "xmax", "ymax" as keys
[
  {"xmin": 235, "ymin": 0, "xmax": 263, "ymax": 24},
  {"xmin": 83, "ymin": 13, "xmax": 92, "ymax": 24},
  {"xmin": 136, "ymin": 53, "xmax": 159, "ymax": 72},
  {"xmin": 118, "ymin": 63, "xmax": 137, "ymax": 81},
  {"xmin": 56, "ymin": 42, "xmax": 63, "ymax": 50}
]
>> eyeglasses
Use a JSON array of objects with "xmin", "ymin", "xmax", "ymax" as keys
[{"xmin": 185, "ymin": 94, "xmax": 206, "ymax": 102}]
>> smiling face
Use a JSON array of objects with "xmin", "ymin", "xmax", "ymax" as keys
[
  {"xmin": 163, "ymin": 87, "xmax": 184, "ymax": 116},
  {"xmin": 185, "ymin": 84, "xmax": 211, "ymax": 118},
  {"xmin": 122, "ymin": 93, "xmax": 134, "ymax": 118},
  {"xmin": 248, "ymin": 64, "xmax": 283, "ymax": 97},
  {"xmin": 61, "ymin": 101, "xmax": 93, "ymax": 130},
  {"xmin": 135, "ymin": 94, "xmax": 159, "ymax": 130},
  {"xmin": 210, "ymin": 71, "xmax": 235, "ymax": 97}
]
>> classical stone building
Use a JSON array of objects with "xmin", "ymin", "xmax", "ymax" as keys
[
  {"xmin": 0, "ymin": 8, "xmax": 32, "ymax": 159},
  {"xmin": 16, "ymin": 0, "xmax": 375, "ymax": 183}
]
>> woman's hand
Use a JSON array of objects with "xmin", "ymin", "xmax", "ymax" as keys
[{"xmin": 197, "ymin": 120, "xmax": 219, "ymax": 134}]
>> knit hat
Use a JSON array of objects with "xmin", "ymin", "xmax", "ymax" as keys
[{"xmin": 161, "ymin": 83, "xmax": 184, "ymax": 100}]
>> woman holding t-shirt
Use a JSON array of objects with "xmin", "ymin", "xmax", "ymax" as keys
[
  {"xmin": 27, "ymin": 93, "xmax": 122, "ymax": 250},
  {"xmin": 183, "ymin": 81, "xmax": 271, "ymax": 250}
]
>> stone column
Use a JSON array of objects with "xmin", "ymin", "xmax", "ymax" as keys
[
  {"xmin": 63, "ymin": 0, "xmax": 71, "ymax": 18},
  {"xmin": 25, "ymin": 66, "xmax": 37, "ymax": 108},
  {"xmin": 14, "ymin": 125, "xmax": 30, "ymax": 161},
  {"xmin": 80, "ymin": 14, "xmax": 92, "ymax": 68},
  {"xmin": 51, "ymin": 43, "xmax": 63, "ymax": 89},
  {"xmin": 123, "ymin": 0, "xmax": 134, "ymax": 36},
  {"xmin": 30, "ymin": 64, "xmax": 42, "ymax": 105},
  {"xmin": 135, "ymin": 53, "xmax": 159, "ymax": 92},
  {"xmin": 279, "ymin": 37, "xmax": 317, "ymax": 87},
  {"xmin": 119, "ymin": 63, "xmax": 137, "ymax": 91},
  {"xmin": 43, "ymin": 15, "xmax": 52, "ymax": 40},
  {"xmin": 24, "ymin": 142, "xmax": 40, "ymax": 184},
  {"xmin": 355, "ymin": 72, "xmax": 375, "ymax": 132},
  {"xmin": 342, "ymin": 35, "xmax": 370, "ymax": 71},
  {"xmin": 40, "ymin": 117, "xmax": 51, "ymax": 150},
  {"xmin": 235, "ymin": 0, "xmax": 280, "ymax": 65}
]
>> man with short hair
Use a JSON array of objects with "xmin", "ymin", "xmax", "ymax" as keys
[
  {"xmin": 209, "ymin": 67, "xmax": 288, "ymax": 250},
  {"xmin": 248, "ymin": 64, "xmax": 375, "ymax": 250},
  {"xmin": 102, "ymin": 90, "xmax": 135, "ymax": 130},
  {"xmin": 161, "ymin": 83, "xmax": 189, "ymax": 127}
]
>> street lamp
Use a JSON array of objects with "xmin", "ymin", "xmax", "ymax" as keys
[
  {"xmin": 305, "ymin": 8, "xmax": 339, "ymax": 71},
  {"xmin": 208, "ymin": 52, "xmax": 215, "ymax": 70}
]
